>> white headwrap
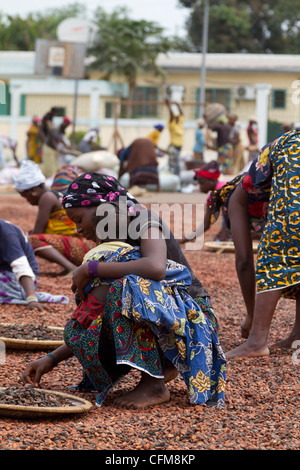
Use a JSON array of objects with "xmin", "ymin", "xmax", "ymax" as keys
[{"xmin": 14, "ymin": 160, "xmax": 46, "ymax": 192}]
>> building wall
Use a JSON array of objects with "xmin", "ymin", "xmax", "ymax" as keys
[{"xmin": 2, "ymin": 52, "xmax": 300, "ymax": 164}]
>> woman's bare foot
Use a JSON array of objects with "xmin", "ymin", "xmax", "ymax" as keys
[
  {"xmin": 226, "ymin": 340, "xmax": 269, "ymax": 359},
  {"xmin": 270, "ymin": 331, "xmax": 299, "ymax": 350},
  {"xmin": 114, "ymin": 374, "xmax": 170, "ymax": 409}
]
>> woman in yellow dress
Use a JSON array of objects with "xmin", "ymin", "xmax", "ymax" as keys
[{"xmin": 14, "ymin": 160, "xmax": 96, "ymax": 275}]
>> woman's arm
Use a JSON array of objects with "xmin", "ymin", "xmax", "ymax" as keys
[
  {"xmin": 21, "ymin": 344, "xmax": 74, "ymax": 387},
  {"xmin": 19, "ymin": 275, "xmax": 44, "ymax": 311},
  {"xmin": 72, "ymin": 226, "xmax": 167, "ymax": 300}
]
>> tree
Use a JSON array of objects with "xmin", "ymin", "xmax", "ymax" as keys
[
  {"xmin": 178, "ymin": 0, "xmax": 300, "ymax": 53},
  {"xmin": 0, "ymin": 3, "xmax": 86, "ymax": 51},
  {"xmin": 88, "ymin": 7, "xmax": 175, "ymax": 117}
]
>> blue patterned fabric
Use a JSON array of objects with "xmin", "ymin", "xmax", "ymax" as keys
[{"xmin": 65, "ymin": 245, "xmax": 226, "ymax": 407}]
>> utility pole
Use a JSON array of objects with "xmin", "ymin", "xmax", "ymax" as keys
[{"xmin": 199, "ymin": 0, "xmax": 209, "ymax": 118}]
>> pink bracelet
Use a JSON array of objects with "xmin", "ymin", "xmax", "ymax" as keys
[{"xmin": 87, "ymin": 260, "xmax": 99, "ymax": 278}]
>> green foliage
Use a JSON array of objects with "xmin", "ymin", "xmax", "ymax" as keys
[
  {"xmin": 67, "ymin": 130, "xmax": 86, "ymax": 150},
  {"xmin": 88, "ymin": 6, "xmax": 176, "ymax": 116},
  {"xmin": 0, "ymin": 3, "xmax": 86, "ymax": 50},
  {"xmin": 88, "ymin": 7, "xmax": 172, "ymax": 85},
  {"xmin": 178, "ymin": 0, "xmax": 300, "ymax": 53}
]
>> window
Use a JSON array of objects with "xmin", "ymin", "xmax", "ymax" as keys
[
  {"xmin": 195, "ymin": 87, "xmax": 231, "ymax": 118},
  {"xmin": 105, "ymin": 102, "xmax": 114, "ymax": 118},
  {"xmin": 55, "ymin": 107, "xmax": 66, "ymax": 117},
  {"xmin": 272, "ymin": 89, "xmax": 286, "ymax": 109},
  {"xmin": 121, "ymin": 87, "xmax": 159, "ymax": 117}
]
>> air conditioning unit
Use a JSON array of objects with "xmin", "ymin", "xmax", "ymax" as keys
[{"xmin": 235, "ymin": 85, "xmax": 255, "ymax": 100}]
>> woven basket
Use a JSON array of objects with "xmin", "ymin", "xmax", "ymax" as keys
[
  {"xmin": 0, "ymin": 323, "xmax": 64, "ymax": 350},
  {"xmin": 204, "ymin": 241, "xmax": 259, "ymax": 253},
  {"xmin": 0, "ymin": 387, "xmax": 93, "ymax": 418}
]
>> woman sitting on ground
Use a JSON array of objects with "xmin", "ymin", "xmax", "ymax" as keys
[
  {"xmin": 14, "ymin": 160, "xmax": 96, "ymax": 275},
  {"xmin": 0, "ymin": 218, "xmax": 68, "ymax": 309}
]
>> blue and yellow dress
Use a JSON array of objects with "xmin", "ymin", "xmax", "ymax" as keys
[
  {"xmin": 255, "ymin": 129, "xmax": 300, "ymax": 298},
  {"xmin": 64, "ymin": 243, "xmax": 226, "ymax": 408}
]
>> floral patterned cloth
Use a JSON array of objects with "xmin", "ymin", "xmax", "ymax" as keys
[{"xmin": 64, "ymin": 245, "xmax": 226, "ymax": 408}]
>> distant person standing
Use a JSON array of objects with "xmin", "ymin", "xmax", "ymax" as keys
[
  {"xmin": 228, "ymin": 114, "xmax": 244, "ymax": 173},
  {"xmin": 193, "ymin": 118, "xmax": 206, "ymax": 160},
  {"xmin": 40, "ymin": 107, "xmax": 60, "ymax": 177},
  {"xmin": 208, "ymin": 119, "xmax": 233, "ymax": 175},
  {"xmin": 0, "ymin": 134, "xmax": 18, "ymax": 168},
  {"xmin": 26, "ymin": 117, "xmax": 44, "ymax": 164},
  {"xmin": 41, "ymin": 107, "xmax": 59, "ymax": 148},
  {"xmin": 247, "ymin": 117, "xmax": 259, "ymax": 162},
  {"xmin": 165, "ymin": 98, "xmax": 184, "ymax": 176}
]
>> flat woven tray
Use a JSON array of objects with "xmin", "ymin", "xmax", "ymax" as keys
[
  {"xmin": 0, "ymin": 387, "xmax": 93, "ymax": 418},
  {"xmin": 0, "ymin": 323, "xmax": 64, "ymax": 350},
  {"xmin": 204, "ymin": 240, "xmax": 259, "ymax": 253}
]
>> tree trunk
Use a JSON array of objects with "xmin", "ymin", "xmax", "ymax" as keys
[{"xmin": 126, "ymin": 79, "xmax": 136, "ymax": 119}]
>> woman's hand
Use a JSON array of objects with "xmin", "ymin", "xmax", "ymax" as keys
[
  {"xmin": 26, "ymin": 301, "xmax": 45, "ymax": 312},
  {"xmin": 21, "ymin": 356, "xmax": 54, "ymax": 387},
  {"xmin": 71, "ymin": 263, "xmax": 90, "ymax": 300}
]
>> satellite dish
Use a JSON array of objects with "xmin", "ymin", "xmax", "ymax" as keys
[{"xmin": 57, "ymin": 17, "xmax": 97, "ymax": 45}]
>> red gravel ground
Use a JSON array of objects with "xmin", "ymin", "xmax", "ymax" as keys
[{"xmin": 0, "ymin": 194, "xmax": 299, "ymax": 452}]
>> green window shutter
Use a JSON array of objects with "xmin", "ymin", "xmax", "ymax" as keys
[
  {"xmin": 20, "ymin": 94, "xmax": 26, "ymax": 116},
  {"xmin": 0, "ymin": 85, "xmax": 11, "ymax": 116}
]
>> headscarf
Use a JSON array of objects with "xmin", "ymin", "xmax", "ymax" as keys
[
  {"xmin": 62, "ymin": 172, "xmax": 139, "ymax": 212},
  {"xmin": 50, "ymin": 165, "xmax": 83, "ymax": 195},
  {"xmin": 194, "ymin": 160, "xmax": 221, "ymax": 181},
  {"xmin": 14, "ymin": 160, "xmax": 46, "ymax": 192}
]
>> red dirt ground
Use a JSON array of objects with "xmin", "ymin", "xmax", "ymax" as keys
[{"xmin": 0, "ymin": 194, "xmax": 298, "ymax": 451}]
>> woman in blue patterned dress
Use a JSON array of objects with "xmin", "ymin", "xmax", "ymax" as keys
[
  {"xmin": 21, "ymin": 173, "xmax": 226, "ymax": 409},
  {"xmin": 227, "ymin": 129, "xmax": 300, "ymax": 358}
]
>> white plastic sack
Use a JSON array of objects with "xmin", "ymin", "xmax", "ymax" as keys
[
  {"xmin": 119, "ymin": 172, "xmax": 180, "ymax": 192},
  {"xmin": 71, "ymin": 151, "xmax": 120, "ymax": 171}
]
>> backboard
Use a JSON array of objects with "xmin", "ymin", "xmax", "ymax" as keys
[{"xmin": 34, "ymin": 39, "xmax": 86, "ymax": 79}]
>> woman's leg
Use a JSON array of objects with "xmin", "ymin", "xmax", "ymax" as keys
[
  {"xmin": 92, "ymin": 284, "xmax": 171, "ymax": 408},
  {"xmin": 270, "ymin": 291, "xmax": 300, "ymax": 349},
  {"xmin": 35, "ymin": 246, "xmax": 77, "ymax": 273},
  {"xmin": 226, "ymin": 288, "xmax": 283, "ymax": 358}
]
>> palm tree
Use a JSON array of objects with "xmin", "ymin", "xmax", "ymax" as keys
[{"xmin": 88, "ymin": 7, "xmax": 173, "ymax": 117}]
